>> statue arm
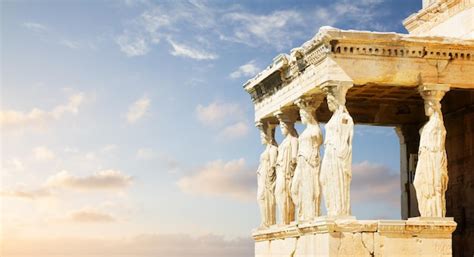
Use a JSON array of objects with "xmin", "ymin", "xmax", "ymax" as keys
[
  {"xmin": 269, "ymin": 147, "xmax": 278, "ymax": 176},
  {"xmin": 291, "ymin": 138, "xmax": 298, "ymax": 172},
  {"xmin": 336, "ymin": 115, "xmax": 353, "ymax": 159}
]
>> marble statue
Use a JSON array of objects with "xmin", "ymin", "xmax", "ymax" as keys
[
  {"xmin": 320, "ymin": 85, "xmax": 354, "ymax": 216},
  {"xmin": 256, "ymin": 121, "xmax": 278, "ymax": 228},
  {"xmin": 414, "ymin": 87, "xmax": 449, "ymax": 217},
  {"xmin": 275, "ymin": 112, "xmax": 298, "ymax": 224},
  {"xmin": 291, "ymin": 97, "xmax": 323, "ymax": 221}
]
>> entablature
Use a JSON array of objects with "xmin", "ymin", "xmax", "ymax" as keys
[{"xmin": 243, "ymin": 27, "xmax": 474, "ymax": 122}]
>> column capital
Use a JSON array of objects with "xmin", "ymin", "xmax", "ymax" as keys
[
  {"xmin": 418, "ymin": 83, "xmax": 450, "ymax": 102},
  {"xmin": 274, "ymin": 109, "xmax": 297, "ymax": 124},
  {"xmin": 294, "ymin": 95, "xmax": 324, "ymax": 110},
  {"xmin": 320, "ymin": 80, "xmax": 353, "ymax": 91}
]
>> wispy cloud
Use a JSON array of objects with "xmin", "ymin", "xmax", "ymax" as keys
[
  {"xmin": 168, "ymin": 39, "xmax": 218, "ymax": 60},
  {"xmin": 22, "ymin": 22, "xmax": 49, "ymax": 33},
  {"xmin": 0, "ymin": 92, "xmax": 85, "ymax": 129},
  {"xmin": 68, "ymin": 208, "xmax": 116, "ymax": 223},
  {"xmin": 177, "ymin": 158, "xmax": 255, "ymax": 201},
  {"xmin": 46, "ymin": 169, "xmax": 133, "ymax": 191},
  {"xmin": 59, "ymin": 39, "xmax": 81, "ymax": 49},
  {"xmin": 0, "ymin": 187, "xmax": 52, "ymax": 200},
  {"xmin": 126, "ymin": 96, "xmax": 150, "ymax": 123},
  {"xmin": 229, "ymin": 60, "xmax": 260, "ymax": 79},
  {"xmin": 116, "ymin": 0, "xmax": 391, "ymax": 57},
  {"xmin": 195, "ymin": 102, "xmax": 243, "ymax": 126},
  {"xmin": 222, "ymin": 10, "xmax": 304, "ymax": 50},
  {"xmin": 116, "ymin": 33, "xmax": 150, "ymax": 57}
]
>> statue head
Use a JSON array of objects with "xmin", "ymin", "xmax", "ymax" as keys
[
  {"xmin": 322, "ymin": 84, "xmax": 349, "ymax": 112},
  {"xmin": 256, "ymin": 121, "xmax": 275, "ymax": 145},
  {"xmin": 275, "ymin": 111, "xmax": 297, "ymax": 137},
  {"xmin": 418, "ymin": 85, "xmax": 449, "ymax": 118},
  {"xmin": 295, "ymin": 97, "xmax": 322, "ymax": 125}
]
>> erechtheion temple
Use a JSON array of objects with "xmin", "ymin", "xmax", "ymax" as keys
[{"xmin": 243, "ymin": 0, "xmax": 474, "ymax": 256}]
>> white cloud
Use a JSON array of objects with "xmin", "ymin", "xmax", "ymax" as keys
[
  {"xmin": 22, "ymin": 22, "xmax": 49, "ymax": 33},
  {"xmin": 195, "ymin": 101, "xmax": 249, "ymax": 140},
  {"xmin": 126, "ymin": 96, "xmax": 150, "ymax": 123},
  {"xmin": 218, "ymin": 121, "xmax": 250, "ymax": 140},
  {"xmin": 116, "ymin": 33, "xmax": 150, "ymax": 57},
  {"xmin": 33, "ymin": 146, "xmax": 56, "ymax": 161},
  {"xmin": 136, "ymin": 147, "xmax": 156, "ymax": 160},
  {"xmin": 168, "ymin": 39, "xmax": 218, "ymax": 60},
  {"xmin": 351, "ymin": 161, "xmax": 400, "ymax": 207},
  {"xmin": 195, "ymin": 102, "xmax": 242, "ymax": 126},
  {"xmin": 101, "ymin": 144, "xmax": 118, "ymax": 154},
  {"xmin": 0, "ymin": 92, "xmax": 84, "ymax": 128},
  {"xmin": 68, "ymin": 208, "xmax": 116, "ymax": 223},
  {"xmin": 46, "ymin": 169, "xmax": 133, "ymax": 191},
  {"xmin": 222, "ymin": 10, "xmax": 304, "ymax": 50},
  {"xmin": 230, "ymin": 60, "xmax": 260, "ymax": 79},
  {"xmin": 116, "ymin": 0, "xmax": 391, "ymax": 57},
  {"xmin": 177, "ymin": 158, "xmax": 255, "ymax": 201}
]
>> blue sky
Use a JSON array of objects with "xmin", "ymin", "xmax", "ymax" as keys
[{"xmin": 1, "ymin": 0, "xmax": 421, "ymax": 256}]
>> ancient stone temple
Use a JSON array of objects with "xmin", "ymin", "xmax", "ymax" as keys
[{"xmin": 243, "ymin": 0, "xmax": 474, "ymax": 256}]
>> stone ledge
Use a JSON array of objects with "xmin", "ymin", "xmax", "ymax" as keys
[{"xmin": 252, "ymin": 218, "xmax": 457, "ymax": 242}]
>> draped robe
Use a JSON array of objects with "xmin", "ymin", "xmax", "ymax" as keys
[
  {"xmin": 413, "ymin": 112, "xmax": 448, "ymax": 217},
  {"xmin": 275, "ymin": 134, "xmax": 298, "ymax": 224},
  {"xmin": 291, "ymin": 124, "xmax": 323, "ymax": 221},
  {"xmin": 257, "ymin": 144, "xmax": 278, "ymax": 227},
  {"xmin": 320, "ymin": 107, "xmax": 354, "ymax": 216}
]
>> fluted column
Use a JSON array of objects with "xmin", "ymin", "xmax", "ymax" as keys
[
  {"xmin": 274, "ymin": 110, "xmax": 298, "ymax": 224},
  {"xmin": 320, "ymin": 82, "xmax": 354, "ymax": 217},
  {"xmin": 414, "ymin": 84, "xmax": 450, "ymax": 218}
]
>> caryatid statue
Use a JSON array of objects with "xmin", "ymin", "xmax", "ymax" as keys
[
  {"xmin": 414, "ymin": 84, "xmax": 450, "ymax": 218},
  {"xmin": 275, "ymin": 111, "xmax": 298, "ymax": 225},
  {"xmin": 320, "ymin": 83, "xmax": 354, "ymax": 216},
  {"xmin": 256, "ymin": 121, "xmax": 278, "ymax": 228},
  {"xmin": 291, "ymin": 97, "xmax": 323, "ymax": 221}
]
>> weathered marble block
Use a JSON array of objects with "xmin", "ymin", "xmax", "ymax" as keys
[{"xmin": 253, "ymin": 217, "xmax": 456, "ymax": 257}]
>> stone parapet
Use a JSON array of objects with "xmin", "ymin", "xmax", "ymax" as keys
[{"xmin": 253, "ymin": 218, "xmax": 456, "ymax": 257}]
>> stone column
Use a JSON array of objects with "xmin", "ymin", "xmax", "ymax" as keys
[
  {"xmin": 274, "ymin": 110, "xmax": 298, "ymax": 225},
  {"xmin": 395, "ymin": 125, "xmax": 422, "ymax": 219},
  {"xmin": 414, "ymin": 83, "xmax": 450, "ymax": 218},
  {"xmin": 320, "ymin": 81, "xmax": 354, "ymax": 217},
  {"xmin": 291, "ymin": 96, "xmax": 324, "ymax": 222}
]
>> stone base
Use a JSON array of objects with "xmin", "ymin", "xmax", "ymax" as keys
[{"xmin": 253, "ymin": 217, "xmax": 456, "ymax": 257}]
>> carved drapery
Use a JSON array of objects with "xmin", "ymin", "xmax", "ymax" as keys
[
  {"xmin": 274, "ymin": 111, "xmax": 298, "ymax": 225},
  {"xmin": 414, "ymin": 84, "xmax": 450, "ymax": 217},
  {"xmin": 320, "ymin": 83, "xmax": 354, "ymax": 217},
  {"xmin": 256, "ymin": 121, "xmax": 278, "ymax": 228},
  {"xmin": 291, "ymin": 96, "xmax": 324, "ymax": 222}
]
